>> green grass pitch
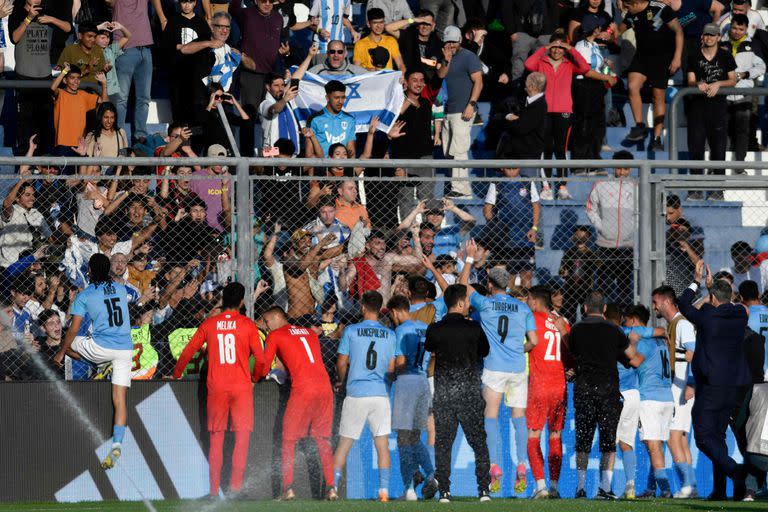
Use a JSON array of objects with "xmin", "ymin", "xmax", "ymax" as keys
[{"xmin": 2, "ymin": 499, "xmax": 766, "ymax": 512}]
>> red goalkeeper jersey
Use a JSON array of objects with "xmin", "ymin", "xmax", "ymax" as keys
[
  {"xmin": 529, "ymin": 311, "xmax": 569, "ymax": 389},
  {"xmin": 260, "ymin": 325, "xmax": 331, "ymax": 393},
  {"xmin": 173, "ymin": 310, "xmax": 264, "ymax": 393}
]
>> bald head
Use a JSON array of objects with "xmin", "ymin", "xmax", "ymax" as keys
[{"xmin": 261, "ymin": 306, "xmax": 289, "ymax": 332}]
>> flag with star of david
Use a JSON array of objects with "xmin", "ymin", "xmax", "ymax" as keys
[{"xmin": 289, "ymin": 70, "xmax": 405, "ymax": 134}]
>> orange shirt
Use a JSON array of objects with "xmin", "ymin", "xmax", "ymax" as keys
[
  {"xmin": 54, "ymin": 89, "xmax": 99, "ymax": 147},
  {"xmin": 335, "ymin": 198, "xmax": 371, "ymax": 229}
]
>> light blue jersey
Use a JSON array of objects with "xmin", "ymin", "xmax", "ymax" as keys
[
  {"xmin": 394, "ymin": 320, "xmax": 430, "ymax": 376},
  {"xmin": 617, "ymin": 326, "xmax": 655, "ymax": 392},
  {"xmin": 338, "ymin": 320, "xmax": 396, "ymax": 397},
  {"xmin": 748, "ymin": 304, "xmax": 768, "ymax": 376},
  {"xmin": 71, "ymin": 282, "xmax": 132, "ymax": 350},
  {"xmin": 410, "ymin": 298, "xmax": 447, "ymax": 323},
  {"xmin": 470, "ymin": 292, "xmax": 536, "ymax": 373},
  {"xmin": 310, "ymin": 0, "xmax": 351, "ymax": 52},
  {"xmin": 309, "ymin": 108, "xmax": 356, "ymax": 157},
  {"xmin": 636, "ymin": 336, "xmax": 673, "ymax": 402}
]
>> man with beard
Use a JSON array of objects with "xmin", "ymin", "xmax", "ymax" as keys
[
  {"xmin": 349, "ymin": 228, "xmax": 423, "ymax": 303},
  {"xmin": 162, "ymin": 196, "xmax": 222, "ymax": 265},
  {"xmin": 259, "ymin": 47, "xmax": 317, "ymax": 151}
]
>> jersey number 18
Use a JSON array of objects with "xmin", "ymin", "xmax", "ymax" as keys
[{"xmin": 218, "ymin": 333, "xmax": 236, "ymax": 364}]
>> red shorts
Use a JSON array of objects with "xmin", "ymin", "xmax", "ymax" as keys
[
  {"xmin": 207, "ymin": 388, "xmax": 254, "ymax": 432},
  {"xmin": 526, "ymin": 384, "xmax": 567, "ymax": 432},
  {"xmin": 282, "ymin": 388, "xmax": 333, "ymax": 441}
]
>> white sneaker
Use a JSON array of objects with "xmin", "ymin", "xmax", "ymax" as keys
[
  {"xmin": 674, "ymin": 485, "xmax": 693, "ymax": 499},
  {"xmin": 557, "ymin": 186, "xmax": 572, "ymax": 200},
  {"xmin": 532, "ymin": 488, "xmax": 550, "ymax": 499},
  {"xmin": 404, "ymin": 488, "xmax": 418, "ymax": 501},
  {"xmin": 540, "ymin": 187, "xmax": 554, "ymax": 200}
]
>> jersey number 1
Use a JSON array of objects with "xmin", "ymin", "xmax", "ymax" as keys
[
  {"xmin": 300, "ymin": 336, "xmax": 315, "ymax": 363},
  {"xmin": 218, "ymin": 333, "xmax": 236, "ymax": 364}
]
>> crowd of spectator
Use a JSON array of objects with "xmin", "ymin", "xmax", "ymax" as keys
[{"xmin": 1, "ymin": 0, "xmax": 768, "ymax": 383}]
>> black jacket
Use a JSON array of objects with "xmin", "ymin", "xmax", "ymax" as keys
[
  {"xmin": 497, "ymin": 95, "xmax": 547, "ymax": 159},
  {"xmin": 679, "ymin": 285, "xmax": 751, "ymax": 386},
  {"xmin": 425, "ymin": 312, "xmax": 489, "ymax": 383}
]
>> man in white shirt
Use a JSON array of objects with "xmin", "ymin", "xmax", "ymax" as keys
[{"xmin": 719, "ymin": 0, "xmax": 765, "ymax": 38}]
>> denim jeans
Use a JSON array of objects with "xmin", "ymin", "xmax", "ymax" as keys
[{"xmin": 115, "ymin": 46, "xmax": 152, "ymax": 141}]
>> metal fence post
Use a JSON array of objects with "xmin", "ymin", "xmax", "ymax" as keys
[
  {"xmin": 638, "ymin": 163, "xmax": 653, "ymax": 302},
  {"xmin": 235, "ymin": 158, "xmax": 253, "ymax": 317}
]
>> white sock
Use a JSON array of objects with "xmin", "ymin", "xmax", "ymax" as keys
[
  {"xmin": 626, "ymin": 479, "xmax": 635, "ymax": 487},
  {"xmin": 536, "ymin": 479, "xmax": 546, "ymax": 491},
  {"xmin": 601, "ymin": 470, "xmax": 613, "ymax": 492},
  {"xmin": 577, "ymin": 470, "xmax": 587, "ymax": 490}
]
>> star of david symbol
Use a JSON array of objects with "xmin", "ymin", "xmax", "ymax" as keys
[{"xmin": 344, "ymin": 83, "xmax": 362, "ymax": 108}]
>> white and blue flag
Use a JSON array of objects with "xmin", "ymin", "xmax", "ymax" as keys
[
  {"xmin": 202, "ymin": 45, "xmax": 241, "ymax": 92},
  {"xmin": 290, "ymin": 70, "xmax": 406, "ymax": 133}
]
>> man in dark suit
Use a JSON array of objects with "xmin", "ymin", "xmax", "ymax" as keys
[
  {"xmin": 496, "ymin": 71, "xmax": 547, "ymax": 172},
  {"xmin": 678, "ymin": 260, "xmax": 750, "ymax": 499}
]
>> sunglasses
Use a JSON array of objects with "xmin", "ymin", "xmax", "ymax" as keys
[
  {"xmin": 328, "ymin": 49, "xmax": 344, "ymax": 55},
  {"xmin": 212, "ymin": 24, "xmax": 231, "ymax": 29}
]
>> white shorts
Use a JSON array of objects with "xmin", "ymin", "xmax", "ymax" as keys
[
  {"xmin": 639, "ymin": 400, "xmax": 674, "ymax": 441},
  {"xmin": 72, "ymin": 335, "xmax": 133, "ymax": 388},
  {"xmin": 670, "ymin": 382, "xmax": 694, "ymax": 433},
  {"xmin": 339, "ymin": 396, "xmax": 391, "ymax": 440},
  {"xmin": 617, "ymin": 389, "xmax": 641, "ymax": 447},
  {"xmin": 392, "ymin": 375, "xmax": 431, "ymax": 431},
  {"xmin": 482, "ymin": 369, "xmax": 528, "ymax": 409}
]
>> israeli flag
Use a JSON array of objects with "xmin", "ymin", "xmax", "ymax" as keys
[
  {"xmin": 202, "ymin": 45, "xmax": 241, "ymax": 92},
  {"xmin": 290, "ymin": 70, "xmax": 405, "ymax": 133}
]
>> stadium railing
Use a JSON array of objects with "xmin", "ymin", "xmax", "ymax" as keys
[{"xmin": 668, "ymin": 86, "xmax": 768, "ymax": 163}]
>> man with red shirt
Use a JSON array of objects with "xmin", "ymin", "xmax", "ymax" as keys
[
  {"xmin": 525, "ymin": 285, "xmax": 571, "ymax": 499},
  {"xmin": 258, "ymin": 306, "xmax": 338, "ymax": 501},
  {"xmin": 173, "ymin": 282, "xmax": 264, "ymax": 498}
]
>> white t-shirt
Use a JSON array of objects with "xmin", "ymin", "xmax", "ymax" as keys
[
  {"xmin": 672, "ymin": 312, "xmax": 696, "ymax": 384},
  {"xmin": 259, "ymin": 92, "xmax": 281, "ymax": 148},
  {"xmin": 484, "ymin": 182, "xmax": 540, "ymax": 205}
]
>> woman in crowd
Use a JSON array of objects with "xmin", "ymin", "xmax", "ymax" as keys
[{"xmin": 84, "ymin": 102, "xmax": 129, "ymax": 158}]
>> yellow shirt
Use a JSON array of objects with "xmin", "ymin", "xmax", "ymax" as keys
[{"xmin": 353, "ymin": 34, "xmax": 401, "ymax": 70}]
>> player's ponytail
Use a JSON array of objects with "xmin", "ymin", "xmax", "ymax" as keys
[{"xmin": 89, "ymin": 253, "xmax": 112, "ymax": 286}]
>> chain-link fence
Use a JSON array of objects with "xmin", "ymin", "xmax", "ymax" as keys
[
  {"xmin": 2, "ymin": 156, "xmax": 768, "ymax": 383},
  {"xmin": 0, "ymin": 159, "xmax": 238, "ymax": 382}
]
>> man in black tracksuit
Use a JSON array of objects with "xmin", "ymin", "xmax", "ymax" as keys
[
  {"xmin": 568, "ymin": 290, "xmax": 644, "ymax": 498},
  {"xmin": 424, "ymin": 284, "xmax": 491, "ymax": 503}
]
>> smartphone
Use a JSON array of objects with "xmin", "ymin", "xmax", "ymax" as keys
[
  {"xmin": 221, "ymin": 93, "xmax": 233, "ymax": 101},
  {"xmin": 290, "ymin": 78, "xmax": 300, "ymax": 89},
  {"xmin": 425, "ymin": 198, "xmax": 442, "ymax": 211},
  {"xmin": 189, "ymin": 126, "xmax": 204, "ymax": 136},
  {"xmin": 263, "ymin": 147, "xmax": 280, "ymax": 157}
]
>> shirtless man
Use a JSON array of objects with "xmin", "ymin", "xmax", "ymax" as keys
[
  {"xmin": 348, "ymin": 227, "xmax": 423, "ymax": 303},
  {"xmin": 283, "ymin": 230, "xmax": 344, "ymax": 319}
]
